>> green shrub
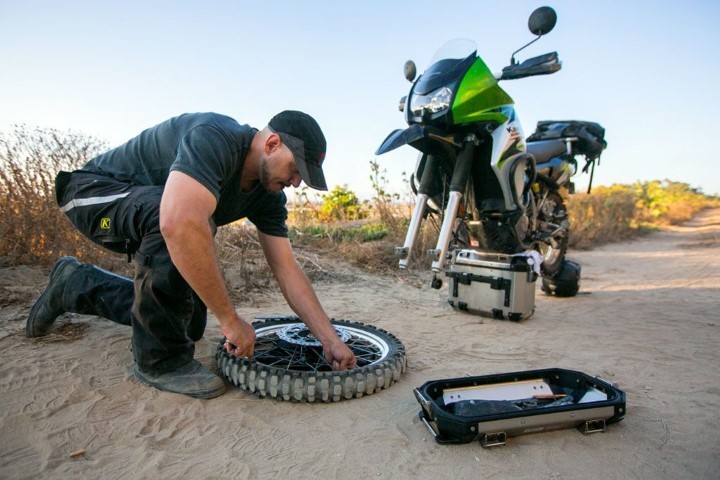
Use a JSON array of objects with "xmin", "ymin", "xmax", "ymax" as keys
[
  {"xmin": 319, "ymin": 185, "xmax": 368, "ymax": 221},
  {"xmin": 290, "ymin": 221, "xmax": 387, "ymax": 243},
  {"xmin": 358, "ymin": 222, "xmax": 388, "ymax": 242}
]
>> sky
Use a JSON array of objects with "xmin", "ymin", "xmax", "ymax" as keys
[{"xmin": 1, "ymin": 0, "xmax": 719, "ymax": 199}]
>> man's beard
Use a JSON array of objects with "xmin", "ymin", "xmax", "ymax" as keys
[{"xmin": 259, "ymin": 157, "xmax": 272, "ymax": 190}]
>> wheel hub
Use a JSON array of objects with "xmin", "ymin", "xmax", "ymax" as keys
[{"xmin": 276, "ymin": 324, "xmax": 352, "ymax": 347}]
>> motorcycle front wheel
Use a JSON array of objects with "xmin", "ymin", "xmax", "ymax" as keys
[{"xmin": 216, "ymin": 317, "xmax": 407, "ymax": 402}]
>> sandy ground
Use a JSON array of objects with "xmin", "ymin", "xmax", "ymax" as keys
[{"xmin": 1, "ymin": 209, "xmax": 719, "ymax": 479}]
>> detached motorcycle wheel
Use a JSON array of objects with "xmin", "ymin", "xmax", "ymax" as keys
[{"xmin": 216, "ymin": 317, "xmax": 407, "ymax": 402}]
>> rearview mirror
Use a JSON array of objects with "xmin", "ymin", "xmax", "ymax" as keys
[
  {"xmin": 528, "ymin": 6, "xmax": 557, "ymax": 36},
  {"xmin": 404, "ymin": 61, "xmax": 417, "ymax": 82}
]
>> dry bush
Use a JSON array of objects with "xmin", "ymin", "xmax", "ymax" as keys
[
  {"xmin": 286, "ymin": 160, "xmax": 440, "ymax": 275},
  {"xmin": 0, "ymin": 125, "xmax": 132, "ymax": 273},
  {"xmin": 292, "ymin": 178, "xmax": 719, "ymax": 275},
  {"xmin": 214, "ymin": 224, "xmax": 277, "ymax": 303},
  {"xmin": 567, "ymin": 181, "xmax": 719, "ymax": 249},
  {"xmin": 632, "ymin": 180, "xmax": 718, "ymax": 226},
  {"xmin": 215, "ymin": 223, "xmax": 272, "ymax": 288},
  {"xmin": 216, "ymin": 222, "xmax": 351, "ymax": 303},
  {"xmin": 567, "ymin": 185, "xmax": 640, "ymax": 249},
  {"xmin": 287, "ymin": 202, "xmax": 439, "ymax": 275},
  {"xmin": 4, "ymin": 122, "xmax": 718, "ymax": 291},
  {"xmin": 344, "ymin": 159, "xmax": 439, "ymax": 273},
  {"xmin": 662, "ymin": 203, "xmax": 695, "ymax": 225}
]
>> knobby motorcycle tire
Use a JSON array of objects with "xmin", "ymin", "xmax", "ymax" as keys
[{"xmin": 216, "ymin": 318, "xmax": 407, "ymax": 403}]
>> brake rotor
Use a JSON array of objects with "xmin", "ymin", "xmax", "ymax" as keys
[{"xmin": 276, "ymin": 324, "xmax": 351, "ymax": 347}]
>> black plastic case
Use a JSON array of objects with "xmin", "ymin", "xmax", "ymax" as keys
[{"xmin": 414, "ymin": 368, "xmax": 626, "ymax": 447}]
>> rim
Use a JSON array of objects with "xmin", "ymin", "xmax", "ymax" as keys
[
  {"xmin": 252, "ymin": 322, "xmax": 393, "ymax": 372},
  {"xmin": 539, "ymin": 242, "xmax": 561, "ymax": 265},
  {"xmin": 538, "ymin": 194, "xmax": 565, "ymax": 268}
]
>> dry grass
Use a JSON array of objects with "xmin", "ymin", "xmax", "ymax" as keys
[
  {"xmin": 567, "ymin": 186, "xmax": 640, "ymax": 249},
  {"xmin": 567, "ymin": 182, "xmax": 719, "ymax": 249},
  {"xmin": 2, "ymin": 125, "xmax": 718, "ymax": 289},
  {"xmin": 285, "ymin": 180, "xmax": 719, "ymax": 273},
  {"xmin": 0, "ymin": 125, "xmax": 134, "ymax": 275}
]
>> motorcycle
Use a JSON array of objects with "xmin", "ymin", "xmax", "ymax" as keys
[{"xmin": 375, "ymin": 6, "xmax": 606, "ymax": 296}]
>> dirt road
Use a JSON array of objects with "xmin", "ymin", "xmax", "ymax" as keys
[{"xmin": 1, "ymin": 209, "xmax": 718, "ymax": 479}]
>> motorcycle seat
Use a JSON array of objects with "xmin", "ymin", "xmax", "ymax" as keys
[{"xmin": 526, "ymin": 139, "xmax": 567, "ymax": 163}]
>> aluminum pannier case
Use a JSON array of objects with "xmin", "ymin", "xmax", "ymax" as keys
[
  {"xmin": 445, "ymin": 250, "xmax": 537, "ymax": 320},
  {"xmin": 414, "ymin": 368, "xmax": 626, "ymax": 447}
]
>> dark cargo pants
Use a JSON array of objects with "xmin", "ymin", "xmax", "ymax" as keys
[{"xmin": 55, "ymin": 170, "xmax": 207, "ymax": 374}]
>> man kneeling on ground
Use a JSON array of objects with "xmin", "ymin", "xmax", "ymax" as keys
[{"xmin": 26, "ymin": 111, "xmax": 357, "ymax": 398}]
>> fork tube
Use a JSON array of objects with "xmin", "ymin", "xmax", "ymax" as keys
[
  {"xmin": 396, "ymin": 154, "xmax": 439, "ymax": 268},
  {"xmin": 430, "ymin": 136, "xmax": 477, "ymax": 271},
  {"xmin": 398, "ymin": 194, "xmax": 428, "ymax": 268}
]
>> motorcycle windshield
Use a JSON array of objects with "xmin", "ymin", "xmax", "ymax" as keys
[{"xmin": 414, "ymin": 39, "xmax": 477, "ymax": 95}]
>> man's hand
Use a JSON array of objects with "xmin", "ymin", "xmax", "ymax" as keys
[
  {"xmin": 221, "ymin": 312, "xmax": 256, "ymax": 358},
  {"xmin": 323, "ymin": 340, "xmax": 357, "ymax": 371},
  {"xmin": 258, "ymin": 232, "xmax": 357, "ymax": 371}
]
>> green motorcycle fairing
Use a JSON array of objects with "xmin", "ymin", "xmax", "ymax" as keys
[{"xmin": 452, "ymin": 57, "xmax": 515, "ymax": 126}]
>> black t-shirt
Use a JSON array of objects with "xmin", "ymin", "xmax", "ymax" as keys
[{"xmin": 82, "ymin": 112, "xmax": 288, "ymax": 236}]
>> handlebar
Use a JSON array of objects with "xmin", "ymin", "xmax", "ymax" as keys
[{"xmin": 500, "ymin": 52, "xmax": 561, "ymax": 80}]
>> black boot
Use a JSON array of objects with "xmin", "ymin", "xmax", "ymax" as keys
[
  {"xmin": 133, "ymin": 360, "xmax": 226, "ymax": 399},
  {"xmin": 26, "ymin": 257, "xmax": 81, "ymax": 337}
]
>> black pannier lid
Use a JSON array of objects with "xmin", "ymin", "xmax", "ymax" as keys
[{"xmin": 527, "ymin": 120, "xmax": 607, "ymax": 160}]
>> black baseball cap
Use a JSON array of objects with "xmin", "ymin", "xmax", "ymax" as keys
[{"xmin": 268, "ymin": 110, "xmax": 328, "ymax": 191}]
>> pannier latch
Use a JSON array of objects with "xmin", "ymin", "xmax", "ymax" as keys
[
  {"xmin": 578, "ymin": 419, "xmax": 606, "ymax": 435},
  {"xmin": 479, "ymin": 432, "xmax": 507, "ymax": 448}
]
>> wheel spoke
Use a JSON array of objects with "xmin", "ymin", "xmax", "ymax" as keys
[
  {"xmin": 308, "ymin": 351, "xmax": 329, "ymax": 373},
  {"xmin": 251, "ymin": 323, "xmax": 390, "ymax": 372}
]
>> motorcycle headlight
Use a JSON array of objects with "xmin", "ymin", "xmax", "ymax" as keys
[{"xmin": 410, "ymin": 86, "xmax": 453, "ymax": 116}]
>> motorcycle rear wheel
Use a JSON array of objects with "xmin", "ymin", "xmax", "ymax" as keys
[
  {"xmin": 536, "ymin": 191, "xmax": 568, "ymax": 277},
  {"xmin": 463, "ymin": 193, "xmax": 568, "ymax": 276},
  {"xmin": 216, "ymin": 317, "xmax": 407, "ymax": 402}
]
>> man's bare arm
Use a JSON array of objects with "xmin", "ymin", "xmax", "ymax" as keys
[
  {"xmin": 258, "ymin": 231, "xmax": 356, "ymax": 369},
  {"xmin": 159, "ymin": 171, "xmax": 255, "ymax": 357}
]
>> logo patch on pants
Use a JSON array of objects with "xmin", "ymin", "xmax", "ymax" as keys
[{"xmin": 100, "ymin": 217, "xmax": 111, "ymax": 229}]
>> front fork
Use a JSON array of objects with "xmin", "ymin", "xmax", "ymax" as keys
[
  {"xmin": 396, "ymin": 194, "xmax": 429, "ymax": 268},
  {"xmin": 395, "ymin": 151, "xmax": 439, "ymax": 269},
  {"xmin": 395, "ymin": 135, "xmax": 478, "ymax": 272}
]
